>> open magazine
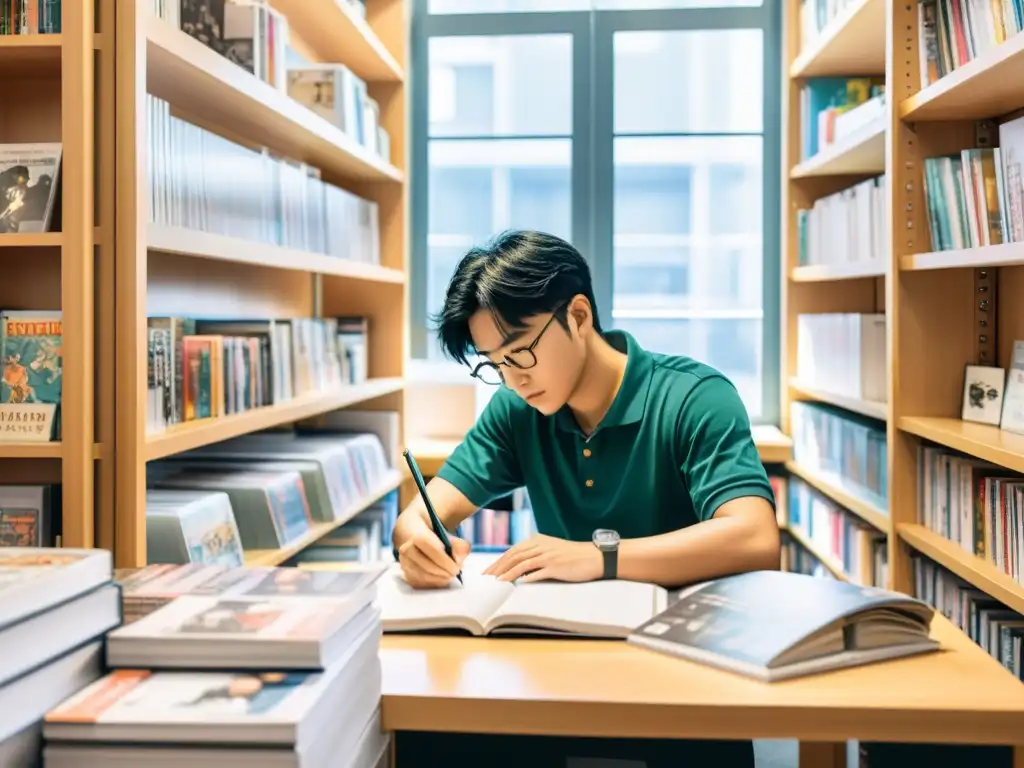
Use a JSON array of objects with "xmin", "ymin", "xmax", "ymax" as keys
[{"xmin": 378, "ymin": 568, "xmax": 668, "ymax": 638}]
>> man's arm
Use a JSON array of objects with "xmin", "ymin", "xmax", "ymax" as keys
[
  {"xmin": 619, "ymin": 375, "xmax": 780, "ymax": 587},
  {"xmin": 391, "ymin": 389, "xmax": 525, "ymax": 588}
]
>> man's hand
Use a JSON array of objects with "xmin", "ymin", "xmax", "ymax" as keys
[
  {"xmin": 396, "ymin": 515, "xmax": 471, "ymax": 589},
  {"xmin": 483, "ymin": 534, "xmax": 601, "ymax": 583}
]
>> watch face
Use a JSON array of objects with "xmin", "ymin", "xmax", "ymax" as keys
[{"xmin": 592, "ymin": 528, "xmax": 620, "ymax": 550}]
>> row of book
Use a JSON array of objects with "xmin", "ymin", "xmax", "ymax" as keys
[
  {"xmin": 795, "ymin": 312, "xmax": 887, "ymax": 405},
  {"xmin": 798, "ymin": 77, "xmax": 884, "ymax": 161},
  {"xmin": 797, "ymin": 0, "xmax": 857, "ymax": 55},
  {"xmin": 146, "ymin": 94, "xmax": 381, "ymax": 264},
  {"xmin": 0, "ymin": 0, "xmax": 60, "ymax": 34},
  {"xmin": 922, "ymin": 114, "xmax": 1024, "ymax": 251},
  {"xmin": 790, "ymin": 401, "xmax": 889, "ymax": 510},
  {"xmin": 0, "ymin": 548, "xmax": 391, "ymax": 765},
  {"xmin": 146, "ymin": 315, "xmax": 369, "ymax": 434},
  {"xmin": 782, "ymin": 531, "xmax": 843, "ymax": 581},
  {"xmin": 165, "ymin": 0, "xmax": 390, "ymax": 165},
  {"xmin": 456, "ymin": 488, "xmax": 537, "ymax": 551},
  {"xmin": 917, "ymin": 0, "xmax": 1024, "ymax": 91},
  {"xmin": 914, "ymin": 553, "xmax": 1024, "ymax": 681},
  {"xmin": 787, "ymin": 477, "xmax": 888, "ymax": 588},
  {"xmin": 917, "ymin": 444, "xmax": 1024, "ymax": 586},
  {"xmin": 144, "ymin": 420, "xmax": 399, "ymax": 562},
  {"xmin": 795, "ymin": 175, "xmax": 886, "ymax": 269}
]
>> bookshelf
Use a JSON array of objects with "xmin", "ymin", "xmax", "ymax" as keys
[
  {"xmin": 111, "ymin": 0, "xmax": 408, "ymax": 568},
  {"xmin": 781, "ymin": 0, "xmax": 889, "ymax": 586},
  {"xmin": 782, "ymin": 0, "xmax": 1024, "ymax": 674},
  {"xmin": 0, "ymin": 3, "xmax": 107, "ymax": 551}
]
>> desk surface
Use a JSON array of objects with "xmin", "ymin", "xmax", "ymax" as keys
[{"xmin": 380, "ymin": 613, "xmax": 1024, "ymax": 747}]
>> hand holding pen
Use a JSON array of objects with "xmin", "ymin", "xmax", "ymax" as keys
[{"xmin": 396, "ymin": 449, "xmax": 469, "ymax": 588}]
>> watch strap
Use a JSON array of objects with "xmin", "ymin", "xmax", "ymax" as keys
[{"xmin": 601, "ymin": 547, "xmax": 617, "ymax": 580}]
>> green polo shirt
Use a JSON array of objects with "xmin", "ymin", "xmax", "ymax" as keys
[{"xmin": 436, "ymin": 330, "xmax": 775, "ymax": 542}]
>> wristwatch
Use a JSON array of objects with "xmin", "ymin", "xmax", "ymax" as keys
[{"xmin": 592, "ymin": 528, "xmax": 620, "ymax": 580}]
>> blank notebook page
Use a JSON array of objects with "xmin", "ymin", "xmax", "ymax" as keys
[{"xmin": 493, "ymin": 580, "xmax": 664, "ymax": 630}]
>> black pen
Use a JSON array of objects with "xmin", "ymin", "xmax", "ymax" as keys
[{"xmin": 402, "ymin": 448, "xmax": 463, "ymax": 585}]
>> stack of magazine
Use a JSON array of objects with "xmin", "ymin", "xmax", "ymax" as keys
[
  {"xmin": 0, "ymin": 548, "xmax": 119, "ymax": 766},
  {"xmin": 43, "ymin": 562, "xmax": 390, "ymax": 768}
]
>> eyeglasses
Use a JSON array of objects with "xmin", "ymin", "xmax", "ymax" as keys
[{"xmin": 470, "ymin": 306, "xmax": 566, "ymax": 386}]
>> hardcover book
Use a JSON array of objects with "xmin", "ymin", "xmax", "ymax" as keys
[{"xmin": 628, "ymin": 570, "xmax": 939, "ymax": 681}]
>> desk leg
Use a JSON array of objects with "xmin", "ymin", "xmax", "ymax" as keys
[
  {"xmin": 798, "ymin": 741, "xmax": 846, "ymax": 768},
  {"xmin": 1014, "ymin": 744, "xmax": 1024, "ymax": 768}
]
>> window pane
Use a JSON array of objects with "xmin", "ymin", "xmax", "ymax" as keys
[
  {"xmin": 429, "ymin": 0, "xmax": 589, "ymax": 12},
  {"xmin": 426, "ymin": 138, "xmax": 572, "ymax": 360},
  {"xmin": 614, "ymin": 30, "xmax": 763, "ymax": 134},
  {"xmin": 429, "ymin": 35, "xmax": 573, "ymax": 137},
  {"xmin": 612, "ymin": 135, "xmax": 763, "ymax": 415}
]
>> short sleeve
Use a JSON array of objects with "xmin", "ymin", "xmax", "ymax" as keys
[
  {"xmin": 678, "ymin": 376, "xmax": 777, "ymax": 522},
  {"xmin": 435, "ymin": 388, "xmax": 525, "ymax": 509}
]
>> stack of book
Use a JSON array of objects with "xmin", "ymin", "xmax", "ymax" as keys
[
  {"xmin": 0, "ymin": 548, "xmax": 120, "ymax": 764},
  {"xmin": 44, "ymin": 562, "xmax": 390, "ymax": 767}
]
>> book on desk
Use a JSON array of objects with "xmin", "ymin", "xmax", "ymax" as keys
[
  {"xmin": 630, "ymin": 570, "xmax": 940, "ymax": 682},
  {"xmin": 379, "ymin": 566, "xmax": 941, "ymax": 681},
  {"xmin": 378, "ymin": 567, "xmax": 668, "ymax": 638}
]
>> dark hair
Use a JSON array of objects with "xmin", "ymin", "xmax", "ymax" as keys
[{"xmin": 432, "ymin": 230, "xmax": 602, "ymax": 366}]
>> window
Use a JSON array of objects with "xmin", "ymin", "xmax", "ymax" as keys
[{"xmin": 411, "ymin": 1, "xmax": 781, "ymax": 423}]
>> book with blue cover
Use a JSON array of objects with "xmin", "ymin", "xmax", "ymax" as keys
[{"xmin": 628, "ymin": 570, "xmax": 939, "ymax": 681}]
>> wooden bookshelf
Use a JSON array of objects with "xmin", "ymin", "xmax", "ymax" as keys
[
  {"xmin": 898, "ymin": 32, "xmax": 1024, "ymax": 121},
  {"xmin": 788, "ymin": 115, "xmax": 885, "ymax": 177},
  {"xmin": 785, "ymin": 460, "xmax": 889, "ymax": 532},
  {"xmin": 788, "ymin": 0, "xmax": 885, "ymax": 77},
  {"xmin": 0, "ymin": 5, "xmax": 109, "ymax": 551},
  {"xmin": 112, "ymin": 1, "xmax": 408, "ymax": 568},
  {"xmin": 789, "ymin": 378, "xmax": 888, "ymax": 421},
  {"xmin": 782, "ymin": 0, "xmax": 1024, "ymax": 667},
  {"xmin": 781, "ymin": 0, "xmax": 889, "ymax": 589}
]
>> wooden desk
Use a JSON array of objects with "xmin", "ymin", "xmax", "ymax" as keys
[{"xmin": 380, "ymin": 614, "xmax": 1024, "ymax": 766}]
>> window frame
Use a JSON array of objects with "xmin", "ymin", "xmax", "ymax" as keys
[{"xmin": 409, "ymin": 0, "xmax": 782, "ymax": 426}]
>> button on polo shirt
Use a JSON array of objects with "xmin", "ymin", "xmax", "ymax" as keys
[{"xmin": 436, "ymin": 330, "xmax": 776, "ymax": 543}]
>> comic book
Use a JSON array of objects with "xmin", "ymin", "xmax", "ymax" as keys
[{"xmin": 0, "ymin": 309, "xmax": 62, "ymax": 440}]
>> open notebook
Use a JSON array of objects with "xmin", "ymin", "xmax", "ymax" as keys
[{"xmin": 377, "ymin": 568, "xmax": 668, "ymax": 638}]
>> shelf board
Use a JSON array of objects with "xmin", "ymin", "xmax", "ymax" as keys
[
  {"xmin": 789, "ymin": 379, "xmax": 888, "ymax": 421},
  {"xmin": 145, "ymin": 377, "xmax": 405, "ymax": 461},
  {"xmin": 0, "ymin": 442, "xmax": 62, "ymax": 459},
  {"xmin": 898, "ymin": 416, "xmax": 1024, "ymax": 474},
  {"xmin": 145, "ymin": 14, "xmax": 403, "ymax": 183},
  {"xmin": 790, "ymin": 260, "xmax": 885, "ymax": 282},
  {"xmin": 786, "ymin": 524, "xmax": 850, "ymax": 581},
  {"xmin": 790, "ymin": 117, "xmax": 885, "ymax": 177},
  {"xmin": 899, "ymin": 33, "xmax": 1024, "ymax": 121},
  {"xmin": 0, "ymin": 34, "xmax": 63, "ymax": 69},
  {"xmin": 244, "ymin": 469, "xmax": 403, "ymax": 567},
  {"xmin": 789, "ymin": 0, "xmax": 886, "ymax": 77},
  {"xmin": 148, "ymin": 224, "xmax": 405, "ymax": 284},
  {"xmin": 270, "ymin": 0, "xmax": 402, "ymax": 83},
  {"xmin": 901, "ymin": 243, "xmax": 1024, "ymax": 271},
  {"xmin": 0, "ymin": 233, "xmax": 62, "ymax": 248},
  {"xmin": 785, "ymin": 460, "xmax": 890, "ymax": 532},
  {"xmin": 898, "ymin": 523, "xmax": 1024, "ymax": 615},
  {"xmin": 751, "ymin": 424, "xmax": 794, "ymax": 464}
]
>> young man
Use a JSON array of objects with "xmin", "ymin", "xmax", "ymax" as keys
[
  {"xmin": 390, "ymin": 230, "xmax": 780, "ymax": 768},
  {"xmin": 392, "ymin": 229, "xmax": 780, "ymax": 591}
]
